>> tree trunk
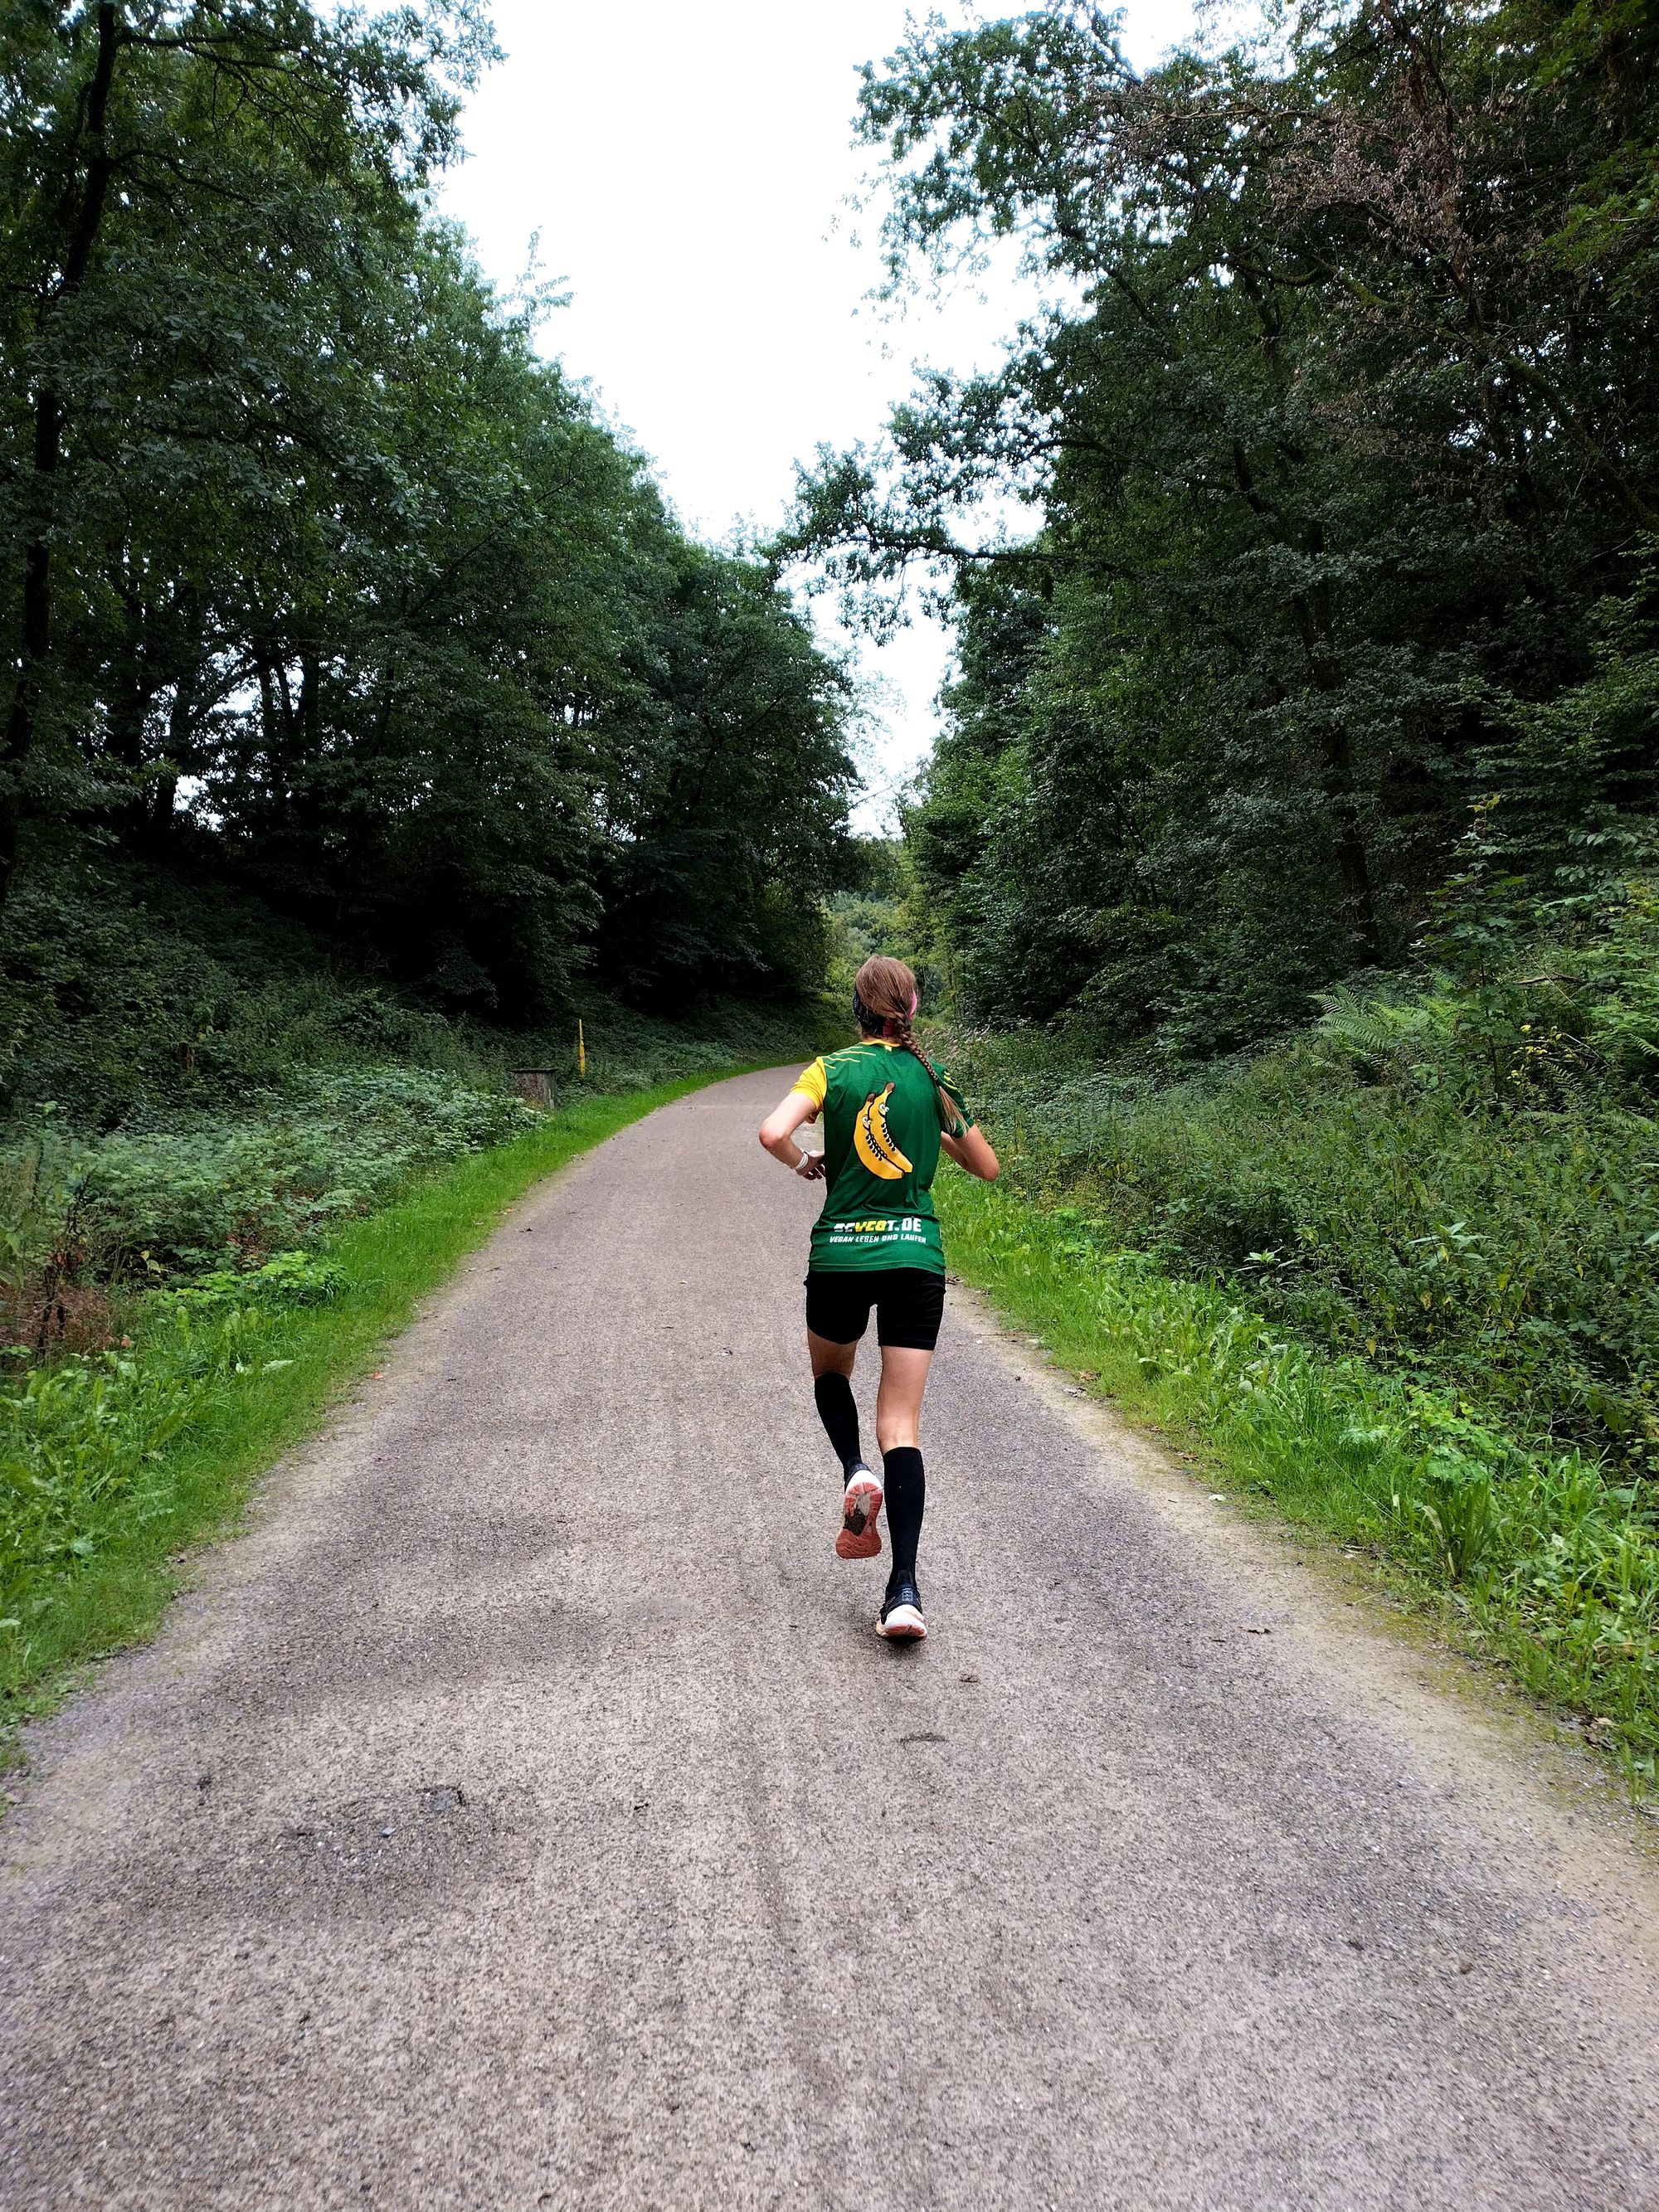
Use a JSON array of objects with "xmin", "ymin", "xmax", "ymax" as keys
[
  {"xmin": 149, "ymin": 663, "xmax": 199, "ymax": 843},
  {"xmin": 107, "ymin": 571, "xmax": 153, "ymax": 780},
  {"xmin": 1297, "ymin": 535, "xmax": 1382, "ymax": 964},
  {"xmin": 0, "ymin": 4, "xmax": 124, "ymax": 918}
]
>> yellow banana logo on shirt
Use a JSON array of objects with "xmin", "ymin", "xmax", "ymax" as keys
[{"xmin": 854, "ymin": 1083, "xmax": 913, "ymax": 1180}]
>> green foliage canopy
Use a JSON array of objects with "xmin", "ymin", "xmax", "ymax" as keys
[
  {"xmin": 790, "ymin": 0, "xmax": 1659, "ymax": 1048},
  {"xmin": 0, "ymin": 2, "xmax": 854, "ymax": 1021}
]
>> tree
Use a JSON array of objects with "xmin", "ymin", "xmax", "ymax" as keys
[
  {"xmin": 0, "ymin": 0, "xmax": 492, "ymax": 910},
  {"xmin": 0, "ymin": 2, "xmax": 854, "ymax": 1019},
  {"xmin": 789, "ymin": 0, "xmax": 1659, "ymax": 1048},
  {"xmin": 597, "ymin": 546, "xmax": 854, "ymax": 999}
]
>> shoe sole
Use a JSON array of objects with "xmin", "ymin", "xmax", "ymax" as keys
[
  {"xmin": 877, "ymin": 1603, "xmax": 927, "ymax": 1641},
  {"xmin": 836, "ymin": 1474, "xmax": 883, "ymax": 1560}
]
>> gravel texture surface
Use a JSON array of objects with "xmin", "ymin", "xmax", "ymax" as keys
[{"xmin": 2, "ymin": 1067, "xmax": 1658, "ymax": 2210}]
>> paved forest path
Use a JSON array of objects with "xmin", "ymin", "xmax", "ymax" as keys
[{"xmin": 3, "ymin": 1069, "xmax": 1659, "ymax": 2211}]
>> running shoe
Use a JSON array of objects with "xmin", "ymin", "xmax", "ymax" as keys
[
  {"xmin": 877, "ymin": 1574, "xmax": 927, "ymax": 1641},
  {"xmin": 836, "ymin": 1466, "xmax": 884, "ymax": 1559}
]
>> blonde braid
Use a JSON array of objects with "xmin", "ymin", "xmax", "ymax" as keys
[
  {"xmin": 854, "ymin": 954, "xmax": 966, "ymax": 1134},
  {"xmin": 889, "ymin": 1007, "xmax": 966, "ymax": 1135}
]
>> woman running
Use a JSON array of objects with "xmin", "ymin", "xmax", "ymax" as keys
[{"xmin": 757, "ymin": 955, "xmax": 1000, "ymax": 1641}]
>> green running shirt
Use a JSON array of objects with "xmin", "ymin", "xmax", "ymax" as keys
[{"xmin": 791, "ymin": 1038, "xmax": 975, "ymax": 1276}]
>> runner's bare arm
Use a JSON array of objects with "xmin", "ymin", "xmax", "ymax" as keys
[
  {"xmin": 941, "ymin": 1126, "xmax": 1000, "ymax": 1182},
  {"xmin": 758, "ymin": 1089, "xmax": 826, "ymax": 1178}
]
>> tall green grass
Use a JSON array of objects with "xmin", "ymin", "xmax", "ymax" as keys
[
  {"xmin": 939, "ymin": 1174, "xmax": 1659, "ymax": 1794},
  {"xmin": 0, "ymin": 1076, "xmax": 740, "ymax": 1753},
  {"xmin": 940, "ymin": 876, "xmax": 1659, "ymax": 1480},
  {"xmin": 947, "ymin": 1024, "xmax": 1659, "ymax": 1479}
]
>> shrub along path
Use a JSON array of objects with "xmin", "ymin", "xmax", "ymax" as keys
[{"xmin": 2, "ymin": 1071, "xmax": 1658, "ymax": 2210}]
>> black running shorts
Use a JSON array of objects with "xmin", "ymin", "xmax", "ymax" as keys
[{"xmin": 805, "ymin": 1267, "xmax": 945, "ymax": 1352}]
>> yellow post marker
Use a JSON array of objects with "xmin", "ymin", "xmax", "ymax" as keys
[{"xmin": 577, "ymin": 1018, "xmax": 586, "ymax": 1078}]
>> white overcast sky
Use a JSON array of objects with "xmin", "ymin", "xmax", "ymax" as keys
[{"xmin": 439, "ymin": 1, "xmax": 1197, "ymax": 829}]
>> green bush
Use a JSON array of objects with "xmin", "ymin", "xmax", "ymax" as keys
[
  {"xmin": 0, "ymin": 1068, "xmax": 535, "ymax": 1286},
  {"xmin": 944, "ymin": 877, "xmax": 1659, "ymax": 1474},
  {"xmin": 0, "ymin": 994, "xmax": 846, "ymax": 1306},
  {"xmin": 0, "ymin": 861, "xmax": 477, "ymax": 1126},
  {"xmin": 0, "ymin": 858, "xmax": 845, "ymax": 1131}
]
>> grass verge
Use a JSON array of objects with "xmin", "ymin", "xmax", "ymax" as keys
[
  {"xmin": 937, "ymin": 1174, "xmax": 1659, "ymax": 1801},
  {"xmin": 0, "ymin": 1072, "xmax": 738, "ymax": 1764}
]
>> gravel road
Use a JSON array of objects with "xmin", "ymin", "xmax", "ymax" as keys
[{"xmin": 3, "ymin": 1067, "xmax": 1659, "ymax": 2211}]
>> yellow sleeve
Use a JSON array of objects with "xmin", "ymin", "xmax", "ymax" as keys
[{"xmin": 791, "ymin": 1057, "xmax": 827, "ymax": 1114}]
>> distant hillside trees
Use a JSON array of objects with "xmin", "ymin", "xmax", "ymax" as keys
[{"xmin": 0, "ymin": 2, "xmax": 852, "ymax": 1016}]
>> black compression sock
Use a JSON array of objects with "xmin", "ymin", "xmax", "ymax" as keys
[
  {"xmin": 813, "ymin": 1372, "xmax": 863, "ymax": 1475},
  {"xmin": 882, "ymin": 1446, "xmax": 925, "ymax": 1578}
]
